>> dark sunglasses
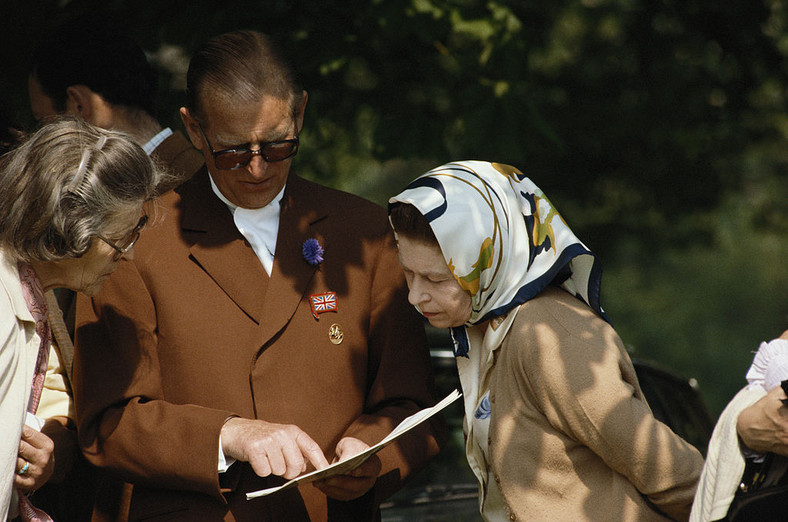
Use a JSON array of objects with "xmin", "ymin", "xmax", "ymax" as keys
[
  {"xmin": 97, "ymin": 215, "xmax": 148, "ymax": 260},
  {"xmin": 198, "ymin": 124, "xmax": 299, "ymax": 170}
]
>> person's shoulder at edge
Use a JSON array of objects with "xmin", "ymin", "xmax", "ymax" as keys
[
  {"xmin": 0, "ymin": 284, "xmax": 15, "ymax": 345},
  {"xmin": 0, "ymin": 253, "xmax": 21, "ymax": 330}
]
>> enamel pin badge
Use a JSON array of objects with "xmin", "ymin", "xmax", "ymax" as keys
[{"xmin": 309, "ymin": 291, "xmax": 337, "ymax": 320}]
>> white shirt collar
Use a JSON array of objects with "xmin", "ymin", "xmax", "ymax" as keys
[
  {"xmin": 142, "ymin": 127, "xmax": 173, "ymax": 156},
  {"xmin": 209, "ymin": 175, "xmax": 286, "ymax": 276}
]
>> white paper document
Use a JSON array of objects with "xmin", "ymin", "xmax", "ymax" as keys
[{"xmin": 246, "ymin": 389, "xmax": 462, "ymax": 499}]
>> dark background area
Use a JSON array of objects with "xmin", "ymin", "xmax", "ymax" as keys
[{"xmin": 2, "ymin": 0, "xmax": 788, "ymax": 416}]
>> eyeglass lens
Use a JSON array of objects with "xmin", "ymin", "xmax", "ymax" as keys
[
  {"xmin": 213, "ymin": 141, "xmax": 299, "ymax": 170},
  {"xmin": 119, "ymin": 215, "xmax": 148, "ymax": 251}
]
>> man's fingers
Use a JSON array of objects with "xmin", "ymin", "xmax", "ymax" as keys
[
  {"xmin": 266, "ymin": 446, "xmax": 289, "ymax": 478},
  {"xmin": 222, "ymin": 418, "xmax": 328, "ymax": 479},
  {"xmin": 313, "ymin": 473, "xmax": 378, "ymax": 501},
  {"xmin": 279, "ymin": 440, "xmax": 308, "ymax": 479},
  {"xmin": 296, "ymin": 432, "xmax": 329, "ymax": 471},
  {"xmin": 351, "ymin": 455, "xmax": 382, "ymax": 478},
  {"xmin": 248, "ymin": 451, "xmax": 272, "ymax": 478}
]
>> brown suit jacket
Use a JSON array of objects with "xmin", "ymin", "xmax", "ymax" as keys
[
  {"xmin": 88, "ymin": 129, "xmax": 205, "ymax": 522},
  {"xmin": 74, "ymin": 170, "xmax": 444, "ymax": 521},
  {"xmin": 151, "ymin": 130, "xmax": 205, "ymax": 193},
  {"xmin": 35, "ymin": 128, "xmax": 205, "ymax": 522}
]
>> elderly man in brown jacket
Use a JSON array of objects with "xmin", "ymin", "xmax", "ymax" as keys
[{"xmin": 73, "ymin": 30, "xmax": 444, "ymax": 521}]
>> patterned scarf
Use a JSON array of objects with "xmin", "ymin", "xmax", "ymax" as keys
[
  {"xmin": 389, "ymin": 160, "xmax": 606, "ymax": 357},
  {"xmin": 16, "ymin": 262, "xmax": 53, "ymax": 522}
]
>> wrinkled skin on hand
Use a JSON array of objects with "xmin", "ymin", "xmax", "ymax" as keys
[
  {"xmin": 313, "ymin": 437, "xmax": 382, "ymax": 501},
  {"xmin": 220, "ymin": 417, "xmax": 329, "ymax": 479},
  {"xmin": 14, "ymin": 426, "xmax": 55, "ymax": 492}
]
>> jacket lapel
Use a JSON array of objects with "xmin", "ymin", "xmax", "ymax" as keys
[
  {"xmin": 259, "ymin": 175, "xmax": 325, "ymax": 346},
  {"xmin": 180, "ymin": 170, "xmax": 270, "ymax": 324}
]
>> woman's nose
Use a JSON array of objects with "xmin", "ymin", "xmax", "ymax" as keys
[{"xmin": 407, "ymin": 278, "xmax": 427, "ymax": 307}]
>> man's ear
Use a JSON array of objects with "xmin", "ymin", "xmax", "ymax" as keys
[
  {"xmin": 65, "ymin": 85, "xmax": 115, "ymax": 128},
  {"xmin": 179, "ymin": 107, "xmax": 205, "ymax": 152},
  {"xmin": 295, "ymin": 90, "xmax": 308, "ymax": 131},
  {"xmin": 65, "ymin": 85, "xmax": 94, "ymax": 121}
]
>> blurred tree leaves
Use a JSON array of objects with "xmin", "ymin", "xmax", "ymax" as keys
[{"xmin": 3, "ymin": 0, "xmax": 788, "ymax": 414}]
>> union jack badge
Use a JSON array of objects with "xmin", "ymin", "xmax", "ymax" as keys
[{"xmin": 309, "ymin": 291, "xmax": 338, "ymax": 319}]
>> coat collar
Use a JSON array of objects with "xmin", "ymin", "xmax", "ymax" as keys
[
  {"xmin": 0, "ymin": 251, "xmax": 34, "ymax": 325},
  {"xmin": 259, "ymin": 174, "xmax": 327, "ymax": 343},
  {"xmin": 177, "ymin": 170, "xmax": 326, "ymax": 338}
]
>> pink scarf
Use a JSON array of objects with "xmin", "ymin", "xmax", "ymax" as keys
[{"xmin": 16, "ymin": 262, "xmax": 53, "ymax": 522}]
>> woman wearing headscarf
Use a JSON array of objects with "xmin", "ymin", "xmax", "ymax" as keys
[
  {"xmin": 388, "ymin": 160, "xmax": 704, "ymax": 521},
  {"xmin": 0, "ymin": 117, "xmax": 163, "ymax": 520}
]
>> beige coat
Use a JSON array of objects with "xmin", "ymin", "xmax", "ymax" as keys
[
  {"xmin": 0, "ymin": 251, "xmax": 39, "ymax": 520},
  {"xmin": 487, "ymin": 287, "xmax": 703, "ymax": 521}
]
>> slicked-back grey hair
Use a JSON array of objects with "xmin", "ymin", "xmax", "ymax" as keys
[
  {"xmin": 185, "ymin": 30, "xmax": 303, "ymax": 124},
  {"xmin": 0, "ymin": 117, "xmax": 163, "ymax": 262}
]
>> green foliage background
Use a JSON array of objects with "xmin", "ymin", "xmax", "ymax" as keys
[{"xmin": 3, "ymin": 0, "xmax": 788, "ymax": 416}]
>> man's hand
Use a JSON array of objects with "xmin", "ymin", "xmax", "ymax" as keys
[
  {"xmin": 14, "ymin": 426, "xmax": 55, "ymax": 492},
  {"xmin": 220, "ymin": 418, "xmax": 329, "ymax": 479},
  {"xmin": 313, "ymin": 437, "xmax": 382, "ymax": 501},
  {"xmin": 737, "ymin": 386, "xmax": 788, "ymax": 455}
]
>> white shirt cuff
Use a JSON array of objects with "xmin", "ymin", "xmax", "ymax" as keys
[{"xmin": 218, "ymin": 434, "xmax": 236, "ymax": 473}]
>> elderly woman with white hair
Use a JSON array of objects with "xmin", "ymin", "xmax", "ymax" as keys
[{"xmin": 0, "ymin": 118, "xmax": 163, "ymax": 520}]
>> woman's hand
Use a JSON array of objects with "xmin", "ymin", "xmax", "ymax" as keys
[
  {"xmin": 736, "ymin": 330, "xmax": 788, "ymax": 454},
  {"xmin": 738, "ymin": 385, "xmax": 788, "ymax": 455},
  {"xmin": 313, "ymin": 437, "xmax": 381, "ymax": 501},
  {"xmin": 13, "ymin": 426, "xmax": 55, "ymax": 492}
]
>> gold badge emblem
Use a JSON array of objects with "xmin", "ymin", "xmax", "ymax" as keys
[{"xmin": 328, "ymin": 324, "xmax": 344, "ymax": 345}]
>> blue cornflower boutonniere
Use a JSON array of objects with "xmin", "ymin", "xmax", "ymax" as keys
[{"xmin": 302, "ymin": 238, "xmax": 324, "ymax": 266}]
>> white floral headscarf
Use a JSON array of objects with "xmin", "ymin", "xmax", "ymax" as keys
[{"xmin": 389, "ymin": 160, "xmax": 606, "ymax": 356}]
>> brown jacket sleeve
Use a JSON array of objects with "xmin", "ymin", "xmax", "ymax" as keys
[{"xmin": 74, "ymin": 259, "xmax": 233, "ymax": 499}]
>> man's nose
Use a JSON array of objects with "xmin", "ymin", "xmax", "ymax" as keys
[{"xmin": 246, "ymin": 152, "xmax": 269, "ymax": 178}]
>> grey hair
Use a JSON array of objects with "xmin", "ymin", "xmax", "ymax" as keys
[
  {"xmin": 185, "ymin": 30, "xmax": 303, "ymax": 124},
  {"xmin": 0, "ymin": 117, "xmax": 163, "ymax": 262}
]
